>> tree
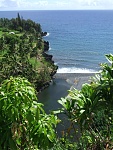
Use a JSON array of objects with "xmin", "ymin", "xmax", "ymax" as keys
[
  {"xmin": 0, "ymin": 15, "xmax": 58, "ymax": 91},
  {"xmin": 0, "ymin": 34, "xmax": 37, "ymax": 83},
  {"xmin": 0, "ymin": 77, "xmax": 58, "ymax": 150},
  {"xmin": 58, "ymin": 54, "xmax": 113, "ymax": 149},
  {"xmin": 17, "ymin": 13, "xmax": 22, "ymax": 27},
  {"xmin": 0, "ymin": 37, "xmax": 4, "ymax": 50}
]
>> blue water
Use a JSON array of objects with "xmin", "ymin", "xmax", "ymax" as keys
[{"xmin": 0, "ymin": 10, "xmax": 113, "ymax": 73}]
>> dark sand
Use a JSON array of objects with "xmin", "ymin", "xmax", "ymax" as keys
[
  {"xmin": 55, "ymin": 73, "xmax": 96, "ymax": 136},
  {"xmin": 38, "ymin": 73, "xmax": 96, "ymax": 136},
  {"xmin": 55, "ymin": 73, "xmax": 95, "ymax": 90},
  {"xmin": 38, "ymin": 73, "xmax": 96, "ymax": 112}
]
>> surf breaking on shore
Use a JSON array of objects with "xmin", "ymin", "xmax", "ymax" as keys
[{"xmin": 57, "ymin": 67, "xmax": 98, "ymax": 74}]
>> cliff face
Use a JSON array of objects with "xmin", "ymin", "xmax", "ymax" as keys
[
  {"xmin": 42, "ymin": 32, "xmax": 58, "ymax": 78},
  {"xmin": 37, "ymin": 32, "xmax": 58, "ymax": 91},
  {"xmin": 44, "ymin": 41, "xmax": 49, "ymax": 51},
  {"xmin": 43, "ymin": 40, "xmax": 58, "ymax": 77},
  {"xmin": 36, "ymin": 39, "xmax": 58, "ymax": 92}
]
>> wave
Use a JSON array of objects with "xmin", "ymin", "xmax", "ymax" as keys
[
  {"xmin": 46, "ymin": 32, "xmax": 50, "ymax": 37},
  {"xmin": 57, "ymin": 67, "xmax": 98, "ymax": 73},
  {"xmin": 54, "ymin": 62, "xmax": 58, "ymax": 65}
]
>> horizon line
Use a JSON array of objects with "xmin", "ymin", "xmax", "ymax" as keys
[{"xmin": 0, "ymin": 9, "xmax": 113, "ymax": 11}]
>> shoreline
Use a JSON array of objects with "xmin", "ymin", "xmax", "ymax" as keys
[
  {"xmin": 54, "ymin": 73, "xmax": 96, "ymax": 90},
  {"xmin": 38, "ymin": 72, "xmax": 97, "ymax": 135},
  {"xmin": 55, "ymin": 72, "xmax": 96, "ymax": 78}
]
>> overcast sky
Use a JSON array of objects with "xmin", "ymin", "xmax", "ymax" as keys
[{"xmin": 0, "ymin": 0, "xmax": 113, "ymax": 10}]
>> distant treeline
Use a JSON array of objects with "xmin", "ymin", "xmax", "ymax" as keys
[{"xmin": 0, "ymin": 13, "xmax": 42, "ymax": 34}]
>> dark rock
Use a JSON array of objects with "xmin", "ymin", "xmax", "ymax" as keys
[
  {"xmin": 38, "ymin": 37, "xmax": 58, "ymax": 92},
  {"xmin": 42, "ymin": 53, "xmax": 53, "ymax": 62},
  {"xmin": 50, "ymin": 66, "xmax": 58, "ymax": 77},
  {"xmin": 41, "ymin": 32, "xmax": 47, "ymax": 36},
  {"xmin": 44, "ymin": 41, "xmax": 49, "ymax": 51}
]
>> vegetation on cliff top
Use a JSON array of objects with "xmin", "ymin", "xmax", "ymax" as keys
[{"xmin": 0, "ymin": 13, "xmax": 58, "ymax": 91}]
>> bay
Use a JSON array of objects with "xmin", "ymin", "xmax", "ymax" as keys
[{"xmin": 1, "ymin": 10, "xmax": 113, "ymax": 73}]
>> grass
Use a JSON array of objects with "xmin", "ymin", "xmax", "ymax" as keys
[
  {"xmin": 0, "ymin": 27, "xmax": 24, "ymax": 37},
  {"xmin": 29, "ymin": 57, "xmax": 42, "ymax": 70},
  {"xmin": 16, "ymin": 32, "xmax": 24, "ymax": 36}
]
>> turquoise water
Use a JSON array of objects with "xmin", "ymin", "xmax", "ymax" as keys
[{"xmin": 1, "ymin": 10, "xmax": 113, "ymax": 73}]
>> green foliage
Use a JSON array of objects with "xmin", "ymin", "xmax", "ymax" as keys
[
  {"xmin": 0, "ymin": 34, "xmax": 37, "ymax": 84},
  {"xmin": 0, "ymin": 77, "xmax": 58, "ymax": 150},
  {"xmin": 0, "ymin": 14, "xmax": 58, "ymax": 90},
  {"xmin": 49, "ymin": 138, "xmax": 78, "ymax": 150},
  {"xmin": 58, "ymin": 54, "xmax": 113, "ymax": 149},
  {"xmin": 0, "ymin": 13, "xmax": 42, "ymax": 34}
]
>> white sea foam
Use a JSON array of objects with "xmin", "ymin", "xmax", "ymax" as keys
[
  {"xmin": 57, "ymin": 67, "xmax": 98, "ymax": 73},
  {"xmin": 46, "ymin": 32, "xmax": 50, "ymax": 36},
  {"xmin": 54, "ymin": 62, "xmax": 58, "ymax": 65},
  {"xmin": 49, "ymin": 47, "xmax": 51, "ymax": 50}
]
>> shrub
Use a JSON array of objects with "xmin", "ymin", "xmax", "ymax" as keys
[
  {"xmin": 0, "ymin": 77, "xmax": 58, "ymax": 150},
  {"xmin": 58, "ymin": 54, "xmax": 113, "ymax": 149}
]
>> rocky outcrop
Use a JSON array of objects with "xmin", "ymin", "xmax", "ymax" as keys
[
  {"xmin": 42, "ymin": 53, "xmax": 54, "ymax": 63},
  {"xmin": 43, "ymin": 41, "xmax": 58, "ymax": 77},
  {"xmin": 44, "ymin": 41, "xmax": 49, "ymax": 51},
  {"xmin": 37, "ymin": 39, "xmax": 58, "ymax": 92},
  {"xmin": 41, "ymin": 32, "xmax": 47, "ymax": 36},
  {"xmin": 43, "ymin": 52, "xmax": 58, "ymax": 76}
]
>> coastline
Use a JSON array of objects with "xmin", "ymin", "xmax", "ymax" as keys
[
  {"xmin": 38, "ymin": 72, "xmax": 96, "ymax": 112},
  {"xmin": 38, "ymin": 72, "xmax": 96, "ymax": 135},
  {"xmin": 54, "ymin": 72, "xmax": 96, "ymax": 90}
]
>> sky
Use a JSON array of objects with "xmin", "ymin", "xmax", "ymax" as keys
[{"xmin": 0, "ymin": 0, "xmax": 113, "ymax": 10}]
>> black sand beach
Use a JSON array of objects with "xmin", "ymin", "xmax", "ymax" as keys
[
  {"xmin": 55, "ymin": 73, "xmax": 95, "ymax": 90},
  {"xmin": 38, "ymin": 73, "xmax": 96, "ymax": 136},
  {"xmin": 38, "ymin": 73, "xmax": 96, "ymax": 112}
]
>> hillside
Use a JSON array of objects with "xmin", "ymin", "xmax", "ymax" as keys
[{"xmin": 0, "ymin": 13, "xmax": 58, "ymax": 91}]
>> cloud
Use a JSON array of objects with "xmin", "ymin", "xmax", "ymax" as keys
[
  {"xmin": 56, "ymin": 1, "xmax": 68, "ymax": 6},
  {"xmin": 17, "ymin": 0, "xmax": 49, "ymax": 9},
  {"xmin": 38, "ymin": 1, "xmax": 48, "ymax": 6},
  {"xmin": 77, "ymin": 0, "xmax": 113, "ymax": 7},
  {"xmin": 0, "ymin": 0, "xmax": 113, "ymax": 10},
  {"xmin": 65, "ymin": 0, "xmax": 113, "ymax": 9},
  {"xmin": 0, "ymin": 0, "xmax": 19, "ymax": 8},
  {"xmin": 0, "ymin": 0, "xmax": 49, "ymax": 10}
]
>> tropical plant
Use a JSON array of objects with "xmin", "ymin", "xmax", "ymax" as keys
[
  {"xmin": 0, "ymin": 14, "xmax": 58, "ymax": 90},
  {"xmin": 58, "ymin": 54, "xmax": 113, "ymax": 149},
  {"xmin": 0, "ymin": 77, "xmax": 58, "ymax": 150}
]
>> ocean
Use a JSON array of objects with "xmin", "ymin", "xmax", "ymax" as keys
[{"xmin": 0, "ymin": 10, "xmax": 113, "ymax": 73}]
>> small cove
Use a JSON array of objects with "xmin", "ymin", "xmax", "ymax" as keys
[
  {"xmin": 38, "ymin": 73, "xmax": 95, "ymax": 136},
  {"xmin": 38, "ymin": 76, "xmax": 71, "ymax": 113},
  {"xmin": 38, "ymin": 73, "xmax": 95, "ymax": 113}
]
